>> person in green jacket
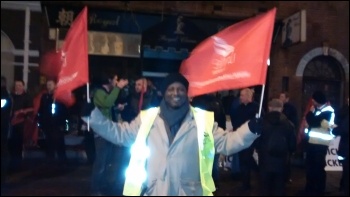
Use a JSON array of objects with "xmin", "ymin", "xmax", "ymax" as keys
[{"xmin": 90, "ymin": 72, "xmax": 128, "ymax": 196}]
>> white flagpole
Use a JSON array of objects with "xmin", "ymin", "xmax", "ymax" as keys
[
  {"xmin": 87, "ymin": 82, "xmax": 90, "ymax": 131},
  {"xmin": 257, "ymin": 58, "xmax": 270, "ymax": 118},
  {"xmin": 258, "ymin": 84, "xmax": 265, "ymax": 118}
]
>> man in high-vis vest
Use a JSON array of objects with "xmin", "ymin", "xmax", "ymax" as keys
[
  {"xmin": 82, "ymin": 73, "xmax": 262, "ymax": 196},
  {"xmin": 302, "ymin": 91, "xmax": 335, "ymax": 196}
]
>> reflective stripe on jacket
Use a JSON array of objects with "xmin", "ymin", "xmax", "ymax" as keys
[
  {"xmin": 123, "ymin": 106, "xmax": 216, "ymax": 196},
  {"xmin": 308, "ymin": 105, "xmax": 335, "ymax": 146}
]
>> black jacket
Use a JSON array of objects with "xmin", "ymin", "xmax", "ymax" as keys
[
  {"xmin": 282, "ymin": 102, "xmax": 298, "ymax": 128},
  {"xmin": 230, "ymin": 101, "xmax": 259, "ymax": 130},
  {"xmin": 121, "ymin": 87, "xmax": 159, "ymax": 123},
  {"xmin": 37, "ymin": 93, "xmax": 67, "ymax": 129},
  {"xmin": 256, "ymin": 111, "xmax": 296, "ymax": 172}
]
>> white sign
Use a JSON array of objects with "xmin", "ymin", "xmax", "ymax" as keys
[
  {"xmin": 325, "ymin": 136, "xmax": 342, "ymax": 171},
  {"xmin": 281, "ymin": 10, "xmax": 306, "ymax": 47}
]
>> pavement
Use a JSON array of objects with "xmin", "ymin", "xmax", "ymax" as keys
[{"xmin": 1, "ymin": 147, "xmax": 345, "ymax": 196}]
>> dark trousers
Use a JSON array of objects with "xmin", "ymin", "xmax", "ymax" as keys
[
  {"xmin": 43, "ymin": 127, "xmax": 67, "ymax": 163},
  {"xmin": 110, "ymin": 146, "xmax": 130, "ymax": 195},
  {"xmin": 305, "ymin": 144, "xmax": 328, "ymax": 195},
  {"xmin": 1, "ymin": 139, "xmax": 9, "ymax": 183},
  {"xmin": 90, "ymin": 137, "xmax": 114, "ymax": 194},
  {"xmin": 1, "ymin": 121, "xmax": 10, "ymax": 182},
  {"xmin": 286, "ymin": 155, "xmax": 292, "ymax": 181},
  {"xmin": 212, "ymin": 154, "xmax": 220, "ymax": 184},
  {"xmin": 239, "ymin": 147, "xmax": 255, "ymax": 188},
  {"xmin": 83, "ymin": 129, "xmax": 96, "ymax": 165},
  {"xmin": 260, "ymin": 170, "xmax": 286, "ymax": 196},
  {"xmin": 340, "ymin": 158, "xmax": 349, "ymax": 196},
  {"xmin": 8, "ymin": 124, "xmax": 24, "ymax": 171}
]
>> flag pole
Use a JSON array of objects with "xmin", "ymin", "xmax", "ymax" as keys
[
  {"xmin": 257, "ymin": 84, "xmax": 265, "ymax": 118},
  {"xmin": 87, "ymin": 82, "xmax": 90, "ymax": 131},
  {"xmin": 258, "ymin": 60, "xmax": 269, "ymax": 118},
  {"xmin": 55, "ymin": 28, "xmax": 59, "ymax": 52}
]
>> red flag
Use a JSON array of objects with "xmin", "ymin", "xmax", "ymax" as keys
[
  {"xmin": 180, "ymin": 8, "xmax": 276, "ymax": 97},
  {"xmin": 54, "ymin": 6, "xmax": 88, "ymax": 106},
  {"xmin": 23, "ymin": 89, "xmax": 47, "ymax": 146},
  {"xmin": 39, "ymin": 50, "xmax": 62, "ymax": 79},
  {"xmin": 297, "ymin": 98, "xmax": 313, "ymax": 151}
]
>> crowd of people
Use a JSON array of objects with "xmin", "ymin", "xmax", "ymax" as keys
[{"xmin": 1, "ymin": 72, "xmax": 349, "ymax": 196}]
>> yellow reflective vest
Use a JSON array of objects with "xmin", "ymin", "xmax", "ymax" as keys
[{"xmin": 123, "ymin": 106, "xmax": 216, "ymax": 196}]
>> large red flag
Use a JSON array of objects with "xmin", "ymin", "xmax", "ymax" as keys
[
  {"xmin": 180, "ymin": 8, "xmax": 276, "ymax": 97},
  {"xmin": 54, "ymin": 6, "xmax": 88, "ymax": 106}
]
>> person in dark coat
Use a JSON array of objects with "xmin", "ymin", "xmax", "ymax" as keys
[
  {"xmin": 302, "ymin": 91, "xmax": 335, "ymax": 196},
  {"xmin": 230, "ymin": 88, "xmax": 261, "ymax": 191},
  {"xmin": 279, "ymin": 92, "xmax": 298, "ymax": 129},
  {"xmin": 256, "ymin": 99, "xmax": 296, "ymax": 196},
  {"xmin": 8, "ymin": 79, "xmax": 33, "ymax": 172},
  {"xmin": 121, "ymin": 76, "xmax": 159, "ymax": 123},
  {"xmin": 37, "ymin": 79, "xmax": 68, "ymax": 165},
  {"xmin": 279, "ymin": 91, "xmax": 298, "ymax": 183}
]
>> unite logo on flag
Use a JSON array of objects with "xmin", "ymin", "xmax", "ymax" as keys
[
  {"xmin": 60, "ymin": 50, "xmax": 67, "ymax": 67},
  {"xmin": 212, "ymin": 36, "xmax": 236, "ymax": 75},
  {"xmin": 180, "ymin": 7, "xmax": 276, "ymax": 97},
  {"xmin": 57, "ymin": 50, "xmax": 78, "ymax": 87}
]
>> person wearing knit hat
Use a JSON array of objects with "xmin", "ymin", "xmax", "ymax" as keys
[
  {"xmin": 301, "ymin": 90, "xmax": 335, "ymax": 196},
  {"xmin": 161, "ymin": 73, "xmax": 189, "ymax": 96},
  {"xmin": 81, "ymin": 72, "xmax": 263, "ymax": 196},
  {"xmin": 312, "ymin": 91, "xmax": 327, "ymax": 105}
]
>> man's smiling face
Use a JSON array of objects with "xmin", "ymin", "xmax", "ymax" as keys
[{"xmin": 164, "ymin": 82, "xmax": 188, "ymax": 108}]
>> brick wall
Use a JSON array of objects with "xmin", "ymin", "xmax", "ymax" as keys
[
  {"xmin": 38, "ymin": 1, "xmax": 350, "ymax": 117},
  {"xmin": 268, "ymin": 1, "xmax": 349, "ymax": 117}
]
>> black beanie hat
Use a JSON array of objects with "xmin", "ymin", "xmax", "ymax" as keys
[
  {"xmin": 161, "ymin": 73, "xmax": 189, "ymax": 94},
  {"xmin": 312, "ymin": 91, "xmax": 327, "ymax": 105}
]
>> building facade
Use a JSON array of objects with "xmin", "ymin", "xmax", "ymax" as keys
[{"xmin": 1, "ymin": 1, "xmax": 349, "ymax": 117}]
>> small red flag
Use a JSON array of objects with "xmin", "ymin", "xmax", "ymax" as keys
[
  {"xmin": 54, "ymin": 6, "xmax": 89, "ymax": 106},
  {"xmin": 180, "ymin": 8, "xmax": 276, "ymax": 97}
]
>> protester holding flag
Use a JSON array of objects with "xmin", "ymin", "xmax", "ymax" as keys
[
  {"xmin": 8, "ymin": 79, "xmax": 33, "ymax": 172},
  {"xmin": 37, "ymin": 79, "xmax": 68, "ymax": 165},
  {"xmin": 35, "ymin": 5, "xmax": 89, "ymax": 167},
  {"xmin": 81, "ymin": 72, "xmax": 262, "ymax": 196},
  {"xmin": 82, "ymin": 6, "xmax": 275, "ymax": 196}
]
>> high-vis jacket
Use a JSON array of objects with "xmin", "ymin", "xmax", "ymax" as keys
[
  {"xmin": 83, "ymin": 105, "xmax": 259, "ymax": 196},
  {"xmin": 306, "ymin": 105, "xmax": 335, "ymax": 146},
  {"xmin": 123, "ymin": 107, "xmax": 215, "ymax": 196}
]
